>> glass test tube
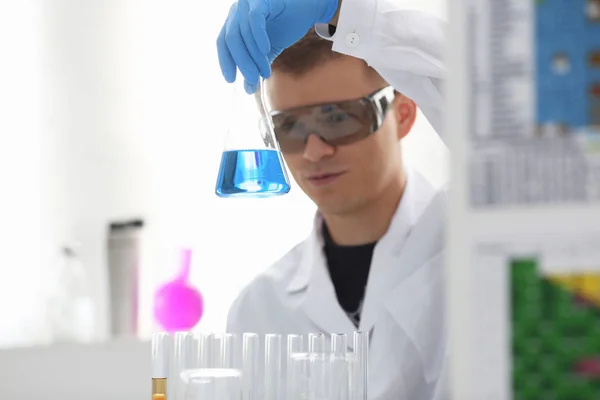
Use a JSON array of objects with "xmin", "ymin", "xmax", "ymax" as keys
[
  {"xmin": 196, "ymin": 332, "xmax": 213, "ymax": 368},
  {"xmin": 264, "ymin": 334, "xmax": 282, "ymax": 400},
  {"xmin": 352, "ymin": 331, "xmax": 369, "ymax": 400},
  {"xmin": 330, "ymin": 334, "xmax": 349, "ymax": 400},
  {"xmin": 308, "ymin": 352, "xmax": 329, "ymax": 400},
  {"xmin": 307, "ymin": 333, "xmax": 327, "ymax": 400},
  {"xmin": 331, "ymin": 333, "xmax": 347, "ymax": 356},
  {"xmin": 242, "ymin": 333, "xmax": 259, "ymax": 400},
  {"xmin": 172, "ymin": 332, "xmax": 195, "ymax": 400},
  {"xmin": 210, "ymin": 334, "xmax": 220, "ymax": 368},
  {"xmin": 188, "ymin": 335, "xmax": 200, "ymax": 369},
  {"xmin": 308, "ymin": 333, "xmax": 326, "ymax": 354},
  {"xmin": 286, "ymin": 335, "xmax": 303, "ymax": 400},
  {"xmin": 289, "ymin": 352, "xmax": 310, "ymax": 400},
  {"xmin": 220, "ymin": 333, "xmax": 236, "ymax": 368},
  {"xmin": 152, "ymin": 332, "xmax": 170, "ymax": 400}
]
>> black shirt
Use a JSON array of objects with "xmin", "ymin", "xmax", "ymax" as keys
[
  {"xmin": 328, "ymin": 24, "xmax": 337, "ymax": 37},
  {"xmin": 322, "ymin": 223, "xmax": 376, "ymax": 327}
]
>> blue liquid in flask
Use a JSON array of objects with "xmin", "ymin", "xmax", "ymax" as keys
[{"xmin": 215, "ymin": 149, "xmax": 291, "ymax": 198}]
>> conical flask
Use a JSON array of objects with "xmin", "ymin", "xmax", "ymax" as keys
[{"xmin": 215, "ymin": 76, "xmax": 291, "ymax": 198}]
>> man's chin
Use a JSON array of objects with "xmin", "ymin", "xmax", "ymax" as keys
[{"xmin": 314, "ymin": 196, "xmax": 358, "ymax": 216}]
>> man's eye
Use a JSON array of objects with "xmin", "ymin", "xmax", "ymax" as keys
[
  {"xmin": 325, "ymin": 113, "xmax": 349, "ymax": 124},
  {"xmin": 274, "ymin": 118, "xmax": 294, "ymax": 130},
  {"xmin": 282, "ymin": 121, "xmax": 297, "ymax": 131}
]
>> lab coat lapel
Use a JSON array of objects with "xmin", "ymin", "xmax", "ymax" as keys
[
  {"xmin": 359, "ymin": 168, "xmax": 444, "ymax": 339},
  {"xmin": 385, "ymin": 250, "xmax": 446, "ymax": 383},
  {"xmin": 374, "ymin": 170, "xmax": 447, "ymax": 384},
  {"xmin": 359, "ymin": 167, "xmax": 420, "ymax": 333},
  {"xmin": 286, "ymin": 215, "xmax": 357, "ymax": 348},
  {"xmin": 388, "ymin": 184, "xmax": 447, "ymax": 382}
]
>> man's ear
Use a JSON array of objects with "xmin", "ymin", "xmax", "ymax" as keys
[{"xmin": 393, "ymin": 93, "xmax": 417, "ymax": 140}]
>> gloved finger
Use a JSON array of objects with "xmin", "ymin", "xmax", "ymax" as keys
[
  {"xmin": 225, "ymin": 3, "xmax": 260, "ymax": 85},
  {"xmin": 248, "ymin": 0, "xmax": 271, "ymax": 55},
  {"xmin": 244, "ymin": 80, "xmax": 258, "ymax": 94},
  {"xmin": 238, "ymin": 2, "xmax": 270, "ymax": 78},
  {"xmin": 217, "ymin": 21, "xmax": 237, "ymax": 83}
]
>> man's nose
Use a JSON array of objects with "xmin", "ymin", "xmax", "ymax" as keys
[{"xmin": 303, "ymin": 133, "xmax": 335, "ymax": 162}]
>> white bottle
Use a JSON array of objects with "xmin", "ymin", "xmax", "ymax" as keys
[{"xmin": 47, "ymin": 245, "xmax": 95, "ymax": 343}]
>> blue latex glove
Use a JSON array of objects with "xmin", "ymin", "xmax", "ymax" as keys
[{"xmin": 217, "ymin": 0, "xmax": 339, "ymax": 94}]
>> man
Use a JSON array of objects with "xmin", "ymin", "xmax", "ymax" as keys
[{"xmin": 218, "ymin": 0, "xmax": 447, "ymax": 398}]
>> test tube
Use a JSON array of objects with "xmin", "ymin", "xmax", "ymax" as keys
[
  {"xmin": 307, "ymin": 333, "xmax": 327, "ymax": 399},
  {"xmin": 242, "ymin": 333, "xmax": 259, "ymax": 400},
  {"xmin": 308, "ymin": 352, "xmax": 329, "ymax": 400},
  {"xmin": 196, "ymin": 332, "xmax": 213, "ymax": 368},
  {"xmin": 211, "ymin": 334, "xmax": 223, "ymax": 368},
  {"xmin": 172, "ymin": 332, "xmax": 195, "ymax": 400},
  {"xmin": 352, "ymin": 331, "xmax": 369, "ymax": 400},
  {"xmin": 152, "ymin": 332, "xmax": 170, "ymax": 400},
  {"xmin": 308, "ymin": 333, "xmax": 326, "ymax": 354},
  {"xmin": 220, "ymin": 333, "xmax": 236, "ymax": 368},
  {"xmin": 330, "ymin": 334, "xmax": 349, "ymax": 400},
  {"xmin": 287, "ymin": 334, "xmax": 303, "ymax": 363},
  {"xmin": 286, "ymin": 335, "xmax": 303, "ymax": 399},
  {"xmin": 331, "ymin": 333, "xmax": 347, "ymax": 356},
  {"xmin": 288, "ymin": 352, "xmax": 310, "ymax": 400},
  {"xmin": 187, "ymin": 334, "xmax": 200, "ymax": 369},
  {"xmin": 264, "ymin": 333, "xmax": 282, "ymax": 400}
]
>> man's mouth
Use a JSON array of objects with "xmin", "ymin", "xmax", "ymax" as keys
[{"xmin": 307, "ymin": 171, "xmax": 346, "ymax": 186}]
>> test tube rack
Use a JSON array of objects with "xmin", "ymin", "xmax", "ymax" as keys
[{"xmin": 151, "ymin": 331, "xmax": 369, "ymax": 400}]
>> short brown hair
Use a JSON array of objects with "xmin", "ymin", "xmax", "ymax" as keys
[{"xmin": 271, "ymin": 29, "xmax": 344, "ymax": 76}]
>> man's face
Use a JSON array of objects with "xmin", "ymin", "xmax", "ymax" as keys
[{"xmin": 265, "ymin": 57, "xmax": 416, "ymax": 215}]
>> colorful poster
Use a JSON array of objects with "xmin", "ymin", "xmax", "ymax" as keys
[
  {"xmin": 511, "ymin": 258, "xmax": 600, "ymax": 398},
  {"xmin": 467, "ymin": 0, "xmax": 600, "ymax": 208},
  {"xmin": 466, "ymin": 238, "xmax": 600, "ymax": 399}
]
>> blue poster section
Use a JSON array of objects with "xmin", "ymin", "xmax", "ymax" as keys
[{"xmin": 536, "ymin": 0, "xmax": 600, "ymax": 129}]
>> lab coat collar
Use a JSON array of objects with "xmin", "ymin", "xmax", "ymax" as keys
[
  {"xmin": 285, "ymin": 167, "xmax": 440, "ymax": 347},
  {"xmin": 285, "ymin": 213, "xmax": 324, "ymax": 294},
  {"xmin": 286, "ymin": 165, "xmax": 427, "ymax": 293},
  {"xmin": 372, "ymin": 163, "xmax": 422, "ymax": 256}
]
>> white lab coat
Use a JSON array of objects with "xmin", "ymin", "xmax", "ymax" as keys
[{"xmin": 227, "ymin": 0, "xmax": 448, "ymax": 399}]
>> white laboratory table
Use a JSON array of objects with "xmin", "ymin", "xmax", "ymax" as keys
[{"xmin": 0, "ymin": 339, "xmax": 150, "ymax": 400}]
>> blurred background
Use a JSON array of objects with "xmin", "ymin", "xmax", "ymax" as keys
[{"xmin": 0, "ymin": 0, "xmax": 447, "ymax": 350}]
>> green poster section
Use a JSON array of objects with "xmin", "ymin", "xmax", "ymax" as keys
[{"xmin": 511, "ymin": 259, "xmax": 600, "ymax": 399}]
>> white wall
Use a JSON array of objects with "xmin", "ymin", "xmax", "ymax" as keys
[
  {"xmin": 0, "ymin": 0, "xmax": 46, "ymax": 348},
  {"xmin": 42, "ymin": 0, "xmax": 150, "ymax": 341}
]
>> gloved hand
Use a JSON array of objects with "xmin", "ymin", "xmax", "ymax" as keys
[{"xmin": 217, "ymin": 0, "xmax": 339, "ymax": 94}]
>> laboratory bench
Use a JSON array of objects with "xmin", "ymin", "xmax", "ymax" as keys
[{"xmin": 0, "ymin": 339, "xmax": 149, "ymax": 400}]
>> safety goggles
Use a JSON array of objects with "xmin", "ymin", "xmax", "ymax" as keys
[{"xmin": 268, "ymin": 86, "xmax": 396, "ymax": 153}]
